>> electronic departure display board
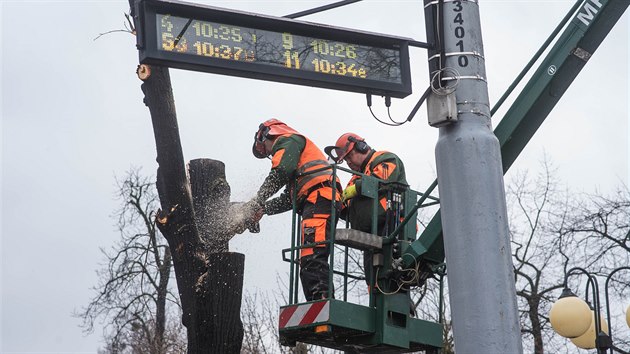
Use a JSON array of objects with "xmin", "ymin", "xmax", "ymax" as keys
[{"xmin": 135, "ymin": 0, "xmax": 412, "ymax": 98}]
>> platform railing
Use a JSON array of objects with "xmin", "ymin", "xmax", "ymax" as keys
[{"xmin": 281, "ymin": 163, "xmax": 440, "ymax": 307}]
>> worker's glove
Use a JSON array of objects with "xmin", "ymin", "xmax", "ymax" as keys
[
  {"xmin": 243, "ymin": 199, "xmax": 264, "ymax": 233},
  {"xmin": 228, "ymin": 200, "xmax": 264, "ymax": 235},
  {"xmin": 341, "ymin": 185, "xmax": 358, "ymax": 203}
]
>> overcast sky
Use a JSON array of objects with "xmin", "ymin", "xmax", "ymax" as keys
[{"xmin": 1, "ymin": 0, "xmax": 628, "ymax": 352}]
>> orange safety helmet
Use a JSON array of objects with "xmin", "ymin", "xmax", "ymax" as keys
[
  {"xmin": 324, "ymin": 133, "xmax": 369, "ymax": 163},
  {"xmin": 252, "ymin": 119, "xmax": 299, "ymax": 159}
]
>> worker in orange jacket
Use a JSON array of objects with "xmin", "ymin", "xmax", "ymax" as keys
[
  {"xmin": 325, "ymin": 133, "xmax": 408, "ymax": 234},
  {"xmin": 250, "ymin": 119, "xmax": 340, "ymax": 301},
  {"xmin": 325, "ymin": 133, "xmax": 408, "ymax": 285}
]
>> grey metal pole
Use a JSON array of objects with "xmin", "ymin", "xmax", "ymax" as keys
[{"xmin": 424, "ymin": 1, "xmax": 523, "ymax": 353}]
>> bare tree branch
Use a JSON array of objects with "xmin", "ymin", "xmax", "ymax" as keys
[{"xmin": 77, "ymin": 168, "xmax": 185, "ymax": 353}]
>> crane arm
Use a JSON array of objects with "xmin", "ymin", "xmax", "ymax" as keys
[{"xmin": 404, "ymin": 0, "xmax": 629, "ymax": 269}]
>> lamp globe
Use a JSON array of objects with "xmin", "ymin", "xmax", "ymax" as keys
[
  {"xmin": 570, "ymin": 311, "xmax": 609, "ymax": 349},
  {"xmin": 549, "ymin": 288, "xmax": 592, "ymax": 338}
]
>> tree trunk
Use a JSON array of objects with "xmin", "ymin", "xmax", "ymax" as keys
[
  {"xmin": 155, "ymin": 247, "xmax": 172, "ymax": 353},
  {"xmin": 140, "ymin": 65, "xmax": 245, "ymax": 354},
  {"xmin": 188, "ymin": 159, "xmax": 244, "ymax": 352},
  {"xmin": 147, "ymin": 65, "xmax": 206, "ymax": 333},
  {"xmin": 528, "ymin": 297, "xmax": 544, "ymax": 354},
  {"xmin": 128, "ymin": 2, "xmax": 245, "ymax": 350}
]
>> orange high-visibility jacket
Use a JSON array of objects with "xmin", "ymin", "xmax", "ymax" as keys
[
  {"xmin": 257, "ymin": 133, "xmax": 340, "ymax": 214},
  {"xmin": 344, "ymin": 150, "xmax": 407, "ymax": 234}
]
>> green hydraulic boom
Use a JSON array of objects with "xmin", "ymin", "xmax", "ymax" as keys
[{"xmin": 403, "ymin": 0, "xmax": 630, "ymax": 270}]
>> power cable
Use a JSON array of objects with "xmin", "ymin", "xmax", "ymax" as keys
[
  {"xmin": 366, "ymin": 84, "xmax": 433, "ymax": 126},
  {"xmin": 367, "ymin": 94, "xmax": 404, "ymax": 127},
  {"xmin": 284, "ymin": 0, "xmax": 362, "ymax": 19}
]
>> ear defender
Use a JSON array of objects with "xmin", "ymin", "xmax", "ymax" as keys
[
  {"xmin": 348, "ymin": 135, "xmax": 369, "ymax": 154},
  {"xmin": 256, "ymin": 124, "xmax": 271, "ymax": 143}
]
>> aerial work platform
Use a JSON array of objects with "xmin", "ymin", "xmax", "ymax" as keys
[
  {"xmin": 279, "ymin": 169, "xmax": 444, "ymax": 353},
  {"xmin": 279, "ymin": 298, "xmax": 442, "ymax": 353}
]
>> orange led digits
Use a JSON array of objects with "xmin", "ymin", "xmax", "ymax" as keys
[{"xmin": 156, "ymin": 13, "xmax": 394, "ymax": 82}]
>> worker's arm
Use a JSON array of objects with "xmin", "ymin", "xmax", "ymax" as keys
[
  {"xmin": 255, "ymin": 135, "xmax": 305, "ymax": 214},
  {"xmin": 338, "ymin": 180, "xmax": 354, "ymax": 221},
  {"xmin": 263, "ymin": 189, "xmax": 292, "ymax": 215}
]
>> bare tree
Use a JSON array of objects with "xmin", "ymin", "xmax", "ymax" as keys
[
  {"xmin": 78, "ymin": 168, "xmax": 186, "ymax": 353},
  {"xmin": 562, "ymin": 186, "xmax": 630, "ymax": 269},
  {"xmin": 559, "ymin": 185, "xmax": 630, "ymax": 350},
  {"xmin": 504, "ymin": 159, "xmax": 630, "ymax": 354},
  {"xmin": 505, "ymin": 161, "xmax": 578, "ymax": 354}
]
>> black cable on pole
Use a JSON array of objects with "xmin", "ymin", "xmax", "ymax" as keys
[
  {"xmin": 369, "ymin": 106, "xmax": 403, "ymax": 127},
  {"xmin": 284, "ymin": 0, "xmax": 362, "ymax": 19},
  {"xmin": 366, "ymin": 85, "xmax": 432, "ymax": 126},
  {"xmin": 406, "ymin": 86, "xmax": 432, "ymax": 122}
]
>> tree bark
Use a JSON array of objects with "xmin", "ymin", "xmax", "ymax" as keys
[
  {"xmin": 191, "ymin": 253, "xmax": 245, "ymax": 352},
  {"xmin": 129, "ymin": 2, "xmax": 245, "ymax": 351},
  {"xmin": 189, "ymin": 159, "xmax": 231, "ymax": 253},
  {"xmin": 155, "ymin": 247, "xmax": 172, "ymax": 352},
  {"xmin": 528, "ymin": 297, "xmax": 544, "ymax": 354}
]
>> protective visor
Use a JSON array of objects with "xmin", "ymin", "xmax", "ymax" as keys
[
  {"xmin": 324, "ymin": 145, "xmax": 349, "ymax": 163},
  {"xmin": 252, "ymin": 128, "xmax": 269, "ymax": 159}
]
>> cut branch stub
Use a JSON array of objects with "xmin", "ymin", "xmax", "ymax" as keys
[{"xmin": 137, "ymin": 64, "xmax": 151, "ymax": 81}]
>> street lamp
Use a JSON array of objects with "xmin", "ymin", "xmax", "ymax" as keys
[
  {"xmin": 549, "ymin": 286, "xmax": 592, "ymax": 338},
  {"xmin": 549, "ymin": 266, "xmax": 630, "ymax": 354}
]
